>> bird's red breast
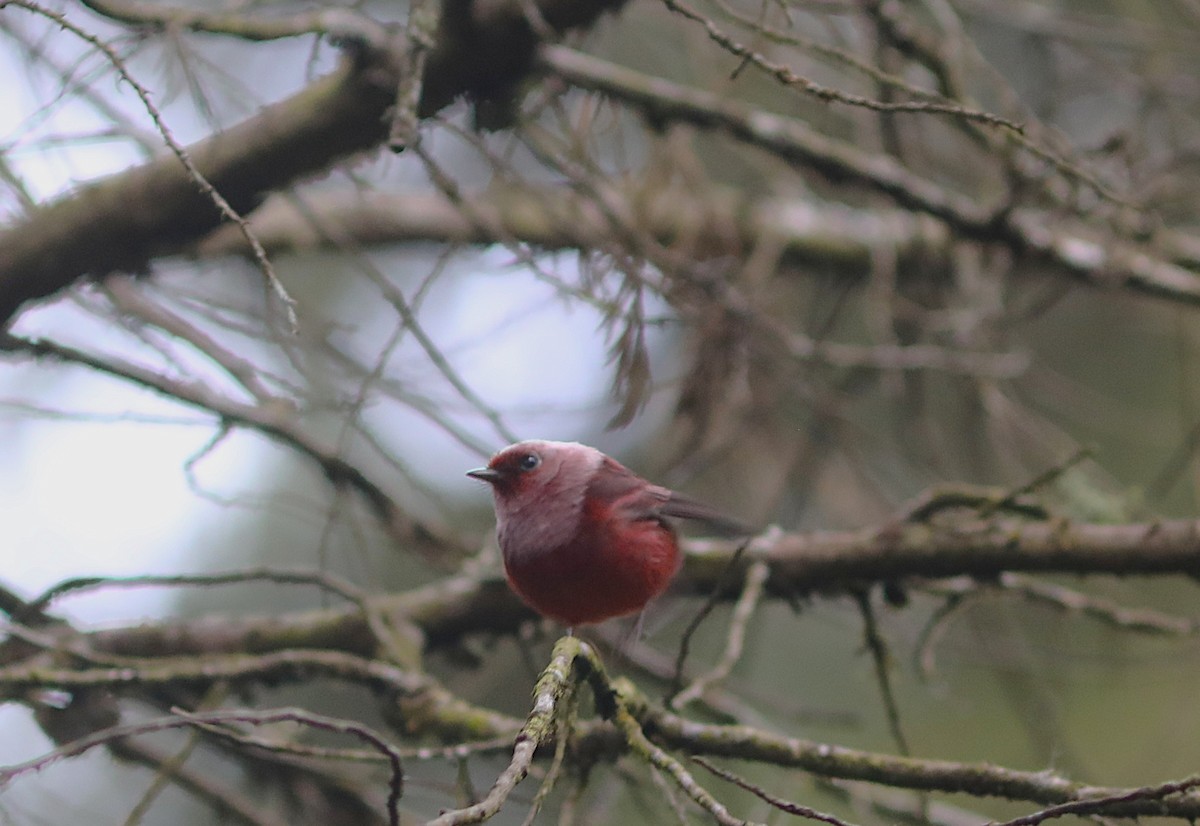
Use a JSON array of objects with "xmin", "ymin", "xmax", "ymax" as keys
[{"xmin": 502, "ymin": 463, "xmax": 682, "ymax": 625}]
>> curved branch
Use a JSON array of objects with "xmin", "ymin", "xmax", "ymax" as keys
[
  {"xmin": 195, "ymin": 186, "xmax": 950, "ymax": 275},
  {"xmin": 8, "ymin": 627, "xmax": 1200, "ymax": 820},
  {"xmin": 538, "ymin": 46, "xmax": 1200, "ymax": 309},
  {"xmin": 0, "ymin": 0, "xmax": 629, "ymax": 325},
  {"xmin": 65, "ymin": 514, "xmax": 1200, "ymax": 666},
  {"xmin": 0, "ymin": 45, "xmax": 395, "ymax": 325},
  {"xmin": 681, "ymin": 516, "xmax": 1200, "ymax": 595},
  {"xmin": 0, "ymin": 334, "xmax": 467, "ymax": 564},
  {"xmin": 629, "ymin": 690, "xmax": 1200, "ymax": 819}
]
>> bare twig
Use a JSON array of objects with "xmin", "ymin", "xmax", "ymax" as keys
[
  {"xmin": 853, "ymin": 590, "xmax": 910, "ymax": 756},
  {"xmin": 172, "ymin": 707, "xmax": 404, "ymax": 826},
  {"xmin": 19, "ymin": 567, "xmax": 419, "ymax": 666},
  {"xmin": 104, "ymin": 276, "xmax": 277, "ymax": 402},
  {"xmin": 670, "ymin": 559, "xmax": 769, "ymax": 709},
  {"xmin": 108, "ymin": 735, "xmax": 290, "ymax": 826},
  {"xmin": 669, "ymin": 540, "xmax": 750, "ymax": 702},
  {"xmin": 919, "ymin": 574, "xmax": 1200, "ymax": 640},
  {"xmin": 388, "ymin": 0, "xmax": 439, "ymax": 150},
  {"xmin": 693, "ymin": 757, "xmax": 863, "ymax": 826},
  {"xmin": 989, "ymin": 773, "xmax": 1200, "ymax": 826},
  {"xmin": 7, "ymin": 0, "xmax": 298, "ymax": 330},
  {"xmin": 78, "ymin": 0, "xmax": 389, "ymax": 44},
  {"xmin": 610, "ymin": 686, "xmax": 759, "ymax": 826},
  {"xmin": 976, "ymin": 447, "xmax": 1092, "ymax": 518},
  {"xmin": 0, "ymin": 333, "xmax": 466, "ymax": 565},
  {"xmin": 912, "ymin": 590, "xmax": 972, "ymax": 680},
  {"xmin": 538, "ymin": 46, "xmax": 1200, "ymax": 308},
  {"xmin": 0, "ymin": 707, "xmax": 404, "ymax": 826},
  {"xmin": 659, "ymin": 0, "xmax": 1023, "ymax": 132},
  {"xmin": 425, "ymin": 637, "xmax": 586, "ymax": 825}
]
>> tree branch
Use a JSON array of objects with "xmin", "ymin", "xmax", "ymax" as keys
[
  {"xmin": 43, "ymin": 513, "xmax": 1200, "ymax": 670},
  {"xmin": 0, "ymin": 0, "xmax": 630, "ymax": 325},
  {"xmin": 538, "ymin": 46, "xmax": 1200, "ymax": 309}
]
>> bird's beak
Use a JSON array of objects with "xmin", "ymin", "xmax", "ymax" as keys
[{"xmin": 467, "ymin": 467, "xmax": 501, "ymax": 483}]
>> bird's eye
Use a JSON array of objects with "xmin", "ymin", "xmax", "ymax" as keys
[{"xmin": 518, "ymin": 453, "xmax": 541, "ymax": 471}]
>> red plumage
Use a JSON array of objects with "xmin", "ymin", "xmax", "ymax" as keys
[{"xmin": 468, "ymin": 440, "xmax": 748, "ymax": 627}]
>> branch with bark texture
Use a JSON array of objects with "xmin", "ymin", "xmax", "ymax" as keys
[
  {"xmin": 0, "ymin": 0, "xmax": 630, "ymax": 325},
  {"xmin": 195, "ymin": 186, "xmax": 950, "ymax": 276},
  {"xmin": 23, "ymin": 512, "xmax": 1200, "ymax": 667},
  {"xmin": 0, "ymin": 332, "xmax": 467, "ymax": 565},
  {"xmin": 7, "ymin": 633, "xmax": 1200, "ymax": 823},
  {"xmin": 5, "ymin": 13, "xmax": 1200, "ymax": 332},
  {"xmin": 538, "ymin": 46, "xmax": 1200, "ymax": 308}
]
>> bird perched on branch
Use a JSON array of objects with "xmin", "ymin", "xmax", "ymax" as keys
[{"xmin": 468, "ymin": 440, "xmax": 751, "ymax": 628}]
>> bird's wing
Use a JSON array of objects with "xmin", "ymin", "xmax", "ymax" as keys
[
  {"xmin": 583, "ymin": 457, "xmax": 663, "ymax": 517},
  {"xmin": 658, "ymin": 490, "xmax": 755, "ymax": 536},
  {"xmin": 587, "ymin": 457, "xmax": 754, "ymax": 536}
]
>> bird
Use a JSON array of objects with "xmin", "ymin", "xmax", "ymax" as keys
[{"xmin": 468, "ymin": 439, "xmax": 749, "ymax": 628}]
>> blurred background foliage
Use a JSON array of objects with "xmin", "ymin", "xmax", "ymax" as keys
[{"xmin": 3, "ymin": 0, "xmax": 1200, "ymax": 823}]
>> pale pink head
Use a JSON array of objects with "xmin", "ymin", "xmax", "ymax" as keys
[{"xmin": 467, "ymin": 440, "xmax": 605, "ymax": 556}]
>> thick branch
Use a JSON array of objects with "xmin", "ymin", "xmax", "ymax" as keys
[
  {"xmin": 196, "ymin": 189, "xmax": 1026, "ymax": 378},
  {"xmin": 629, "ymin": 692, "xmax": 1200, "ymax": 819},
  {"xmin": 683, "ymin": 516, "xmax": 1200, "ymax": 597},
  {"xmin": 60, "ymin": 515, "xmax": 1200, "ymax": 665},
  {"xmin": 8, "ymin": 628, "xmax": 1200, "ymax": 820},
  {"xmin": 538, "ymin": 46, "xmax": 1200, "ymax": 308},
  {"xmin": 0, "ymin": 51, "xmax": 394, "ymax": 325},
  {"xmin": 195, "ymin": 187, "xmax": 950, "ymax": 277},
  {"xmin": 0, "ymin": 0, "xmax": 628, "ymax": 325}
]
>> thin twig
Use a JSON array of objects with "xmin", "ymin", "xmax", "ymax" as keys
[
  {"xmin": 610, "ymin": 691, "xmax": 758, "ymax": 826},
  {"xmin": 20, "ymin": 567, "xmax": 417, "ymax": 666},
  {"xmin": 977, "ymin": 447, "xmax": 1092, "ymax": 518},
  {"xmin": 107, "ymin": 735, "xmax": 289, "ymax": 826},
  {"xmin": 912, "ymin": 590, "xmax": 972, "ymax": 680},
  {"xmin": 1, "ymin": 707, "xmax": 404, "ymax": 826},
  {"xmin": 78, "ymin": 0, "xmax": 388, "ymax": 44},
  {"xmin": 173, "ymin": 707, "xmax": 404, "ymax": 826},
  {"xmin": 388, "ymin": 0, "xmax": 438, "ymax": 150},
  {"xmin": 659, "ymin": 0, "xmax": 1023, "ymax": 132},
  {"xmin": 989, "ymin": 773, "xmax": 1200, "ymax": 826},
  {"xmin": 1, "ymin": 333, "xmax": 465, "ymax": 565},
  {"xmin": 104, "ymin": 276, "xmax": 277, "ymax": 402},
  {"xmin": 853, "ymin": 590, "xmax": 910, "ymax": 756},
  {"xmin": 669, "ymin": 540, "xmax": 751, "ymax": 702},
  {"xmin": 7, "ymin": 0, "xmax": 299, "ymax": 330},
  {"xmin": 916, "ymin": 573, "xmax": 1200, "ymax": 646},
  {"xmin": 693, "ymin": 757, "xmax": 863, "ymax": 826},
  {"xmin": 671, "ymin": 559, "xmax": 769, "ymax": 709}
]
